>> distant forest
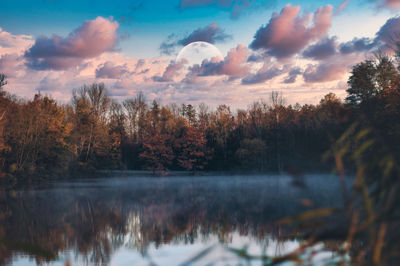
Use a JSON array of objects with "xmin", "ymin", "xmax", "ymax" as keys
[{"xmin": 0, "ymin": 52, "xmax": 400, "ymax": 181}]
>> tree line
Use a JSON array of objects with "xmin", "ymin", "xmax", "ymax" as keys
[{"xmin": 0, "ymin": 51, "xmax": 399, "ymax": 180}]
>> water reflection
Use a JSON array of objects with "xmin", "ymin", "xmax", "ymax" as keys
[{"xmin": 0, "ymin": 175, "xmax": 350, "ymax": 265}]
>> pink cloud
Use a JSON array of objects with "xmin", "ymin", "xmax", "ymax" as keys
[
  {"xmin": 250, "ymin": 5, "xmax": 333, "ymax": 59},
  {"xmin": 336, "ymin": 0, "xmax": 350, "ymax": 14},
  {"xmin": 25, "ymin": 16, "xmax": 119, "ymax": 70},
  {"xmin": 0, "ymin": 53, "xmax": 23, "ymax": 78},
  {"xmin": 219, "ymin": 44, "xmax": 250, "ymax": 76},
  {"xmin": 302, "ymin": 53, "xmax": 361, "ymax": 83},
  {"xmin": 152, "ymin": 59, "xmax": 188, "ymax": 82},
  {"xmin": 242, "ymin": 62, "xmax": 287, "ymax": 84},
  {"xmin": 0, "ymin": 27, "xmax": 34, "ymax": 56},
  {"xmin": 188, "ymin": 44, "xmax": 250, "ymax": 79},
  {"xmin": 303, "ymin": 63, "xmax": 347, "ymax": 83},
  {"xmin": 96, "ymin": 61, "xmax": 129, "ymax": 79},
  {"xmin": 6, "ymin": 11, "xmax": 400, "ymax": 108},
  {"xmin": 375, "ymin": 0, "xmax": 400, "ymax": 10}
]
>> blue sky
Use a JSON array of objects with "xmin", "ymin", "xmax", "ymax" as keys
[
  {"xmin": 1, "ymin": 0, "xmax": 392, "ymax": 56},
  {"xmin": 0, "ymin": 0, "xmax": 399, "ymax": 106}
]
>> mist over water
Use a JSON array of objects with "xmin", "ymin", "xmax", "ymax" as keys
[{"xmin": 1, "ymin": 174, "xmax": 352, "ymax": 265}]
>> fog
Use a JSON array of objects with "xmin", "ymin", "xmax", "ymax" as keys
[{"xmin": 2, "ymin": 174, "xmax": 353, "ymax": 265}]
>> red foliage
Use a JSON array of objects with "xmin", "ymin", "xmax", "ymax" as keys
[
  {"xmin": 140, "ymin": 133, "xmax": 174, "ymax": 174},
  {"xmin": 174, "ymin": 127, "xmax": 212, "ymax": 172}
]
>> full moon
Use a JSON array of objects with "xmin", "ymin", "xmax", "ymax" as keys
[{"xmin": 176, "ymin": 41, "xmax": 224, "ymax": 66}]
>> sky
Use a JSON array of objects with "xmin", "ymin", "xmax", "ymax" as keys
[{"xmin": 0, "ymin": 0, "xmax": 400, "ymax": 108}]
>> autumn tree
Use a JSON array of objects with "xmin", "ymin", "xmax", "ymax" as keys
[
  {"xmin": 140, "ymin": 133, "xmax": 174, "ymax": 174},
  {"xmin": 123, "ymin": 92, "xmax": 148, "ymax": 142},
  {"xmin": 269, "ymin": 91, "xmax": 286, "ymax": 172},
  {"xmin": 2, "ymin": 46, "xmax": 400, "ymax": 179},
  {"xmin": 108, "ymin": 101, "xmax": 126, "ymax": 168},
  {"xmin": 108, "ymin": 101, "xmax": 126, "ymax": 140},
  {"xmin": 185, "ymin": 104, "xmax": 197, "ymax": 126},
  {"xmin": 207, "ymin": 105, "xmax": 234, "ymax": 168},
  {"xmin": 70, "ymin": 83, "xmax": 117, "ymax": 169},
  {"xmin": 149, "ymin": 100, "xmax": 160, "ymax": 132},
  {"xmin": 316, "ymin": 93, "xmax": 346, "ymax": 126},
  {"xmin": 159, "ymin": 106, "xmax": 175, "ymax": 135},
  {"xmin": 197, "ymin": 103, "xmax": 210, "ymax": 132},
  {"xmin": 4, "ymin": 95, "xmax": 72, "ymax": 176},
  {"xmin": 174, "ymin": 126, "xmax": 211, "ymax": 172},
  {"xmin": 0, "ymin": 75, "xmax": 10, "ymax": 174}
]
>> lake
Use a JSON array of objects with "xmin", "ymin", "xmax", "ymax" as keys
[{"xmin": 0, "ymin": 174, "xmax": 353, "ymax": 265}]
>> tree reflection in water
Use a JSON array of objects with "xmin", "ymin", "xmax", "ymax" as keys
[{"xmin": 0, "ymin": 175, "xmax": 350, "ymax": 265}]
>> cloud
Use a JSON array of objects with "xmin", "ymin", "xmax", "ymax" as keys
[
  {"xmin": 37, "ymin": 76, "xmax": 66, "ymax": 92},
  {"xmin": 179, "ymin": 23, "xmax": 231, "ymax": 46},
  {"xmin": 339, "ymin": 37, "xmax": 375, "ymax": 54},
  {"xmin": 25, "ymin": 16, "xmax": 119, "ymax": 70},
  {"xmin": 152, "ymin": 59, "xmax": 188, "ymax": 82},
  {"xmin": 303, "ymin": 63, "xmax": 344, "ymax": 83},
  {"xmin": 159, "ymin": 41, "xmax": 178, "ymax": 56},
  {"xmin": 250, "ymin": 5, "xmax": 333, "ymax": 59},
  {"xmin": 0, "ymin": 27, "xmax": 34, "ymax": 55},
  {"xmin": 160, "ymin": 23, "xmax": 231, "ymax": 55},
  {"xmin": 247, "ymin": 52, "xmax": 266, "ymax": 62},
  {"xmin": 384, "ymin": 0, "xmax": 400, "ymax": 9},
  {"xmin": 95, "ymin": 61, "xmax": 129, "ymax": 79},
  {"xmin": 374, "ymin": 16, "xmax": 400, "ymax": 52},
  {"xmin": 134, "ymin": 59, "xmax": 145, "ymax": 70},
  {"xmin": 0, "ymin": 53, "xmax": 23, "ymax": 77},
  {"xmin": 184, "ymin": 44, "xmax": 250, "ymax": 81},
  {"xmin": 283, "ymin": 67, "xmax": 302, "ymax": 84},
  {"xmin": 373, "ymin": 0, "xmax": 400, "ymax": 10},
  {"xmin": 335, "ymin": 0, "xmax": 350, "ymax": 15},
  {"xmin": 132, "ymin": 59, "xmax": 155, "ymax": 76},
  {"xmin": 303, "ymin": 37, "xmax": 338, "ymax": 60},
  {"xmin": 302, "ymin": 54, "xmax": 360, "ymax": 83},
  {"xmin": 7, "ymin": 11, "xmax": 400, "ymax": 109},
  {"xmin": 336, "ymin": 16, "xmax": 400, "ymax": 55},
  {"xmin": 241, "ymin": 63, "xmax": 286, "ymax": 84},
  {"xmin": 159, "ymin": 34, "xmax": 178, "ymax": 55},
  {"xmin": 75, "ymin": 52, "xmax": 168, "ymax": 83}
]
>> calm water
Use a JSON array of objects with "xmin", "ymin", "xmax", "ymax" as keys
[{"xmin": 0, "ymin": 174, "xmax": 353, "ymax": 265}]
